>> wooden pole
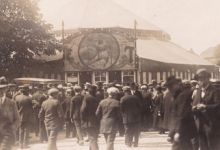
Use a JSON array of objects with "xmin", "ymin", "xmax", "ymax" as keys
[{"xmin": 134, "ymin": 20, "xmax": 137, "ymax": 83}]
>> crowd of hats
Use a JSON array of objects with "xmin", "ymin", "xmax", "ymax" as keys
[{"xmin": 0, "ymin": 69, "xmax": 211, "ymax": 92}]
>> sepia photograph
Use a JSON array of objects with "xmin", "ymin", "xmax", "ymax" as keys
[{"xmin": 1, "ymin": 0, "xmax": 220, "ymax": 149}]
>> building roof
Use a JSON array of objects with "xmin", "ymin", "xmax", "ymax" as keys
[
  {"xmin": 200, "ymin": 47, "xmax": 216, "ymax": 59},
  {"xmin": 42, "ymin": 0, "xmax": 164, "ymax": 32},
  {"xmin": 137, "ymin": 37, "xmax": 213, "ymax": 66}
]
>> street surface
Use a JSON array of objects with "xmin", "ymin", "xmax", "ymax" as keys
[{"xmin": 14, "ymin": 130, "xmax": 172, "ymax": 150}]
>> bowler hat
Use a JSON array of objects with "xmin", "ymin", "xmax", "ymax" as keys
[
  {"xmin": 190, "ymin": 80, "xmax": 197, "ymax": 85},
  {"xmin": 0, "ymin": 77, "xmax": 8, "ymax": 89},
  {"xmin": 129, "ymin": 82, "xmax": 136, "ymax": 86},
  {"xmin": 194, "ymin": 68, "xmax": 211, "ymax": 80},
  {"xmin": 96, "ymin": 82, "xmax": 103, "ymax": 86},
  {"xmin": 165, "ymin": 76, "xmax": 180, "ymax": 87},
  {"xmin": 151, "ymin": 80, "xmax": 157, "ymax": 85}
]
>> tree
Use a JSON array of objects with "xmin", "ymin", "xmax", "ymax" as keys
[{"xmin": 0, "ymin": 0, "xmax": 62, "ymax": 80}]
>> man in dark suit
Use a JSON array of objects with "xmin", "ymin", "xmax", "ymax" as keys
[
  {"xmin": 70, "ymin": 85, "xmax": 84, "ymax": 145},
  {"xmin": 32, "ymin": 84, "xmax": 47, "ymax": 142},
  {"xmin": 96, "ymin": 87, "xmax": 121, "ymax": 150},
  {"xmin": 39, "ymin": 88, "xmax": 65, "ymax": 150},
  {"xmin": 166, "ymin": 76, "xmax": 197, "ymax": 150},
  {"xmin": 80, "ymin": 85, "xmax": 99, "ymax": 150},
  {"xmin": 141, "ymin": 85, "xmax": 152, "ymax": 131},
  {"xmin": 192, "ymin": 69, "xmax": 220, "ymax": 150},
  {"xmin": 130, "ymin": 82, "xmax": 143, "ymax": 105},
  {"xmin": 96, "ymin": 82, "xmax": 104, "ymax": 102},
  {"xmin": 120, "ymin": 86, "xmax": 141, "ymax": 147},
  {"xmin": 61, "ymin": 88, "xmax": 73, "ymax": 138},
  {"xmin": 15, "ymin": 85, "xmax": 33, "ymax": 149}
]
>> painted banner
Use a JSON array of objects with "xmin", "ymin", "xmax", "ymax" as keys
[{"xmin": 65, "ymin": 31, "xmax": 135, "ymax": 71}]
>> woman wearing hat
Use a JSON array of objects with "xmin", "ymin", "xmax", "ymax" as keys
[{"xmin": 152, "ymin": 86, "xmax": 164, "ymax": 134}]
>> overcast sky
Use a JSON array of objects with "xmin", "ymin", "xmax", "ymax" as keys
[{"xmin": 39, "ymin": 0, "xmax": 220, "ymax": 55}]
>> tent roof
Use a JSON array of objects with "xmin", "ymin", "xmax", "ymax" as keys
[
  {"xmin": 137, "ymin": 37, "xmax": 213, "ymax": 66},
  {"xmin": 41, "ymin": 0, "xmax": 163, "ymax": 32}
]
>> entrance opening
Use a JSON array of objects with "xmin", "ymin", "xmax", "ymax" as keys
[{"xmin": 109, "ymin": 71, "xmax": 121, "ymax": 84}]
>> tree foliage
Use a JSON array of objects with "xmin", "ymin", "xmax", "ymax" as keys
[{"xmin": 0, "ymin": 0, "xmax": 62, "ymax": 79}]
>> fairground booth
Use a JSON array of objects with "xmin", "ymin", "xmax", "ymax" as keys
[{"xmin": 34, "ymin": 0, "xmax": 218, "ymax": 85}]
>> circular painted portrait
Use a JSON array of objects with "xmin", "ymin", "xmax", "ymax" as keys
[{"xmin": 78, "ymin": 33, "xmax": 120, "ymax": 70}]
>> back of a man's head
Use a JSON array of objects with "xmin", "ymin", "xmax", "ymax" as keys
[
  {"xmin": 74, "ymin": 85, "xmax": 82, "ymax": 93},
  {"xmin": 107, "ymin": 87, "xmax": 119, "ymax": 98},
  {"xmin": 48, "ymin": 88, "xmax": 59, "ymax": 98}
]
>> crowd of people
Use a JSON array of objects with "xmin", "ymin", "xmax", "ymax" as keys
[{"xmin": 0, "ymin": 68, "xmax": 220, "ymax": 150}]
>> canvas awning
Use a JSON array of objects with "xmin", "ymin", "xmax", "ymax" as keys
[{"xmin": 137, "ymin": 37, "xmax": 215, "ymax": 72}]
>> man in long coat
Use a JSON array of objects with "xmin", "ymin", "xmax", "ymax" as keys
[
  {"xmin": 96, "ymin": 87, "xmax": 121, "ymax": 150},
  {"xmin": 193, "ymin": 69, "xmax": 220, "ymax": 150},
  {"xmin": 120, "ymin": 86, "xmax": 141, "ymax": 147},
  {"xmin": 39, "ymin": 88, "xmax": 65, "ymax": 150},
  {"xmin": 70, "ymin": 85, "xmax": 84, "ymax": 145},
  {"xmin": 166, "ymin": 76, "xmax": 197, "ymax": 150},
  {"xmin": 0, "ymin": 77, "xmax": 21, "ymax": 147},
  {"xmin": 61, "ymin": 88, "xmax": 74, "ymax": 138},
  {"xmin": 15, "ymin": 85, "xmax": 33, "ymax": 149},
  {"xmin": 140, "ymin": 85, "xmax": 152, "ymax": 131},
  {"xmin": 32, "ymin": 84, "xmax": 47, "ymax": 142},
  {"xmin": 81, "ymin": 85, "xmax": 99, "ymax": 150}
]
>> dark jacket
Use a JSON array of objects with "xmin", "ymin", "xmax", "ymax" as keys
[
  {"xmin": 133, "ymin": 90, "xmax": 143, "ymax": 105},
  {"xmin": 80, "ymin": 94, "xmax": 99, "ymax": 128},
  {"xmin": 39, "ymin": 98, "xmax": 65, "ymax": 131},
  {"xmin": 169, "ymin": 90, "xmax": 197, "ymax": 140},
  {"xmin": 32, "ymin": 91, "xmax": 47, "ymax": 110},
  {"xmin": 96, "ymin": 90, "xmax": 104, "ymax": 102},
  {"xmin": 0, "ymin": 112, "xmax": 15, "ymax": 150},
  {"xmin": 70, "ymin": 94, "xmax": 84, "ymax": 119},
  {"xmin": 15, "ymin": 94, "xmax": 33, "ymax": 122},
  {"xmin": 141, "ymin": 91, "xmax": 152, "ymax": 112},
  {"xmin": 193, "ymin": 84, "xmax": 220, "ymax": 133},
  {"xmin": 120, "ymin": 94, "xmax": 141, "ymax": 124},
  {"xmin": 61, "ymin": 96, "xmax": 72, "ymax": 119},
  {"xmin": 96, "ymin": 97, "xmax": 121, "ymax": 134}
]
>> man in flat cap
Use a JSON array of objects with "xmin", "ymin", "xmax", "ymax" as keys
[
  {"xmin": 0, "ymin": 77, "xmax": 21, "ymax": 148},
  {"xmin": 80, "ymin": 85, "xmax": 99, "ymax": 150},
  {"xmin": 61, "ymin": 88, "xmax": 74, "ymax": 139},
  {"xmin": 32, "ymin": 84, "xmax": 47, "ymax": 142},
  {"xmin": 15, "ymin": 84, "xmax": 33, "ymax": 149},
  {"xmin": 192, "ymin": 68, "xmax": 220, "ymax": 150},
  {"xmin": 70, "ymin": 86, "xmax": 84, "ymax": 146},
  {"xmin": 39, "ymin": 88, "xmax": 65, "ymax": 150},
  {"xmin": 120, "ymin": 86, "xmax": 141, "ymax": 147},
  {"xmin": 96, "ymin": 87, "xmax": 121, "ymax": 150},
  {"xmin": 166, "ymin": 76, "xmax": 197, "ymax": 150}
]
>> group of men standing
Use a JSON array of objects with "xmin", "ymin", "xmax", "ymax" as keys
[{"xmin": 0, "ymin": 68, "xmax": 220, "ymax": 150}]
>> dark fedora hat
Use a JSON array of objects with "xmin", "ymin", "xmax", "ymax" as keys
[
  {"xmin": 19, "ymin": 84, "xmax": 30, "ymax": 92},
  {"xmin": 194, "ymin": 68, "xmax": 211, "ymax": 80},
  {"xmin": 0, "ymin": 77, "xmax": 8, "ymax": 89},
  {"xmin": 151, "ymin": 79, "xmax": 157, "ymax": 85},
  {"xmin": 165, "ymin": 76, "xmax": 180, "ymax": 87}
]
